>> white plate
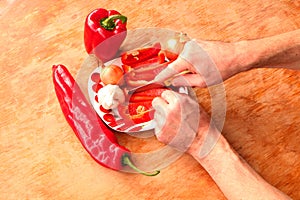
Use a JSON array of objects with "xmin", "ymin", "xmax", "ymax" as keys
[{"xmin": 87, "ymin": 57, "xmax": 189, "ymax": 133}]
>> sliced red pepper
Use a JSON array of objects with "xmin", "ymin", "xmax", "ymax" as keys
[
  {"xmin": 117, "ymin": 101, "xmax": 154, "ymax": 125},
  {"xmin": 132, "ymin": 88, "xmax": 169, "ymax": 97},
  {"xmin": 129, "ymin": 95, "xmax": 156, "ymax": 102},
  {"xmin": 130, "ymin": 54, "xmax": 165, "ymax": 68},
  {"xmin": 126, "ymin": 72, "xmax": 155, "ymax": 82},
  {"xmin": 91, "ymin": 72, "xmax": 101, "ymax": 83},
  {"xmin": 128, "ymin": 101, "xmax": 154, "ymax": 124},
  {"xmin": 124, "ymin": 62, "xmax": 169, "ymax": 87},
  {"xmin": 103, "ymin": 113, "xmax": 116, "ymax": 123},
  {"xmin": 128, "ymin": 60, "xmax": 169, "ymax": 75},
  {"xmin": 52, "ymin": 64, "xmax": 159, "ymax": 176},
  {"xmin": 92, "ymin": 83, "xmax": 103, "ymax": 93},
  {"xmin": 122, "ymin": 64, "xmax": 132, "ymax": 73},
  {"xmin": 129, "ymin": 88, "xmax": 169, "ymax": 102},
  {"xmin": 158, "ymin": 50, "xmax": 166, "ymax": 63},
  {"xmin": 158, "ymin": 50, "xmax": 178, "ymax": 61},
  {"xmin": 122, "ymin": 51, "xmax": 165, "ymax": 81},
  {"xmin": 125, "ymin": 79, "xmax": 150, "ymax": 88},
  {"xmin": 100, "ymin": 105, "xmax": 111, "ymax": 113},
  {"xmin": 121, "ymin": 42, "xmax": 161, "ymax": 66}
]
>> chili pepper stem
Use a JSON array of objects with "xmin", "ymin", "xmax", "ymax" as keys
[
  {"xmin": 122, "ymin": 154, "xmax": 160, "ymax": 176},
  {"xmin": 100, "ymin": 15, "xmax": 127, "ymax": 30}
]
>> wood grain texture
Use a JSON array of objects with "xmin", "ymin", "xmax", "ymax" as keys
[{"xmin": 0, "ymin": 0, "xmax": 299, "ymax": 199}]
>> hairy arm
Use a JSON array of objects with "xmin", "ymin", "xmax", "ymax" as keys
[
  {"xmin": 236, "ymin": 29, "xmax": 300, "ymax": 70},
  {"xmin": 187, "ymin": 31, "xmax": 300, "ymax": 199},
  {"xmin": 189, "ymin": 130, "xmax": 291, "ymax": 200}
]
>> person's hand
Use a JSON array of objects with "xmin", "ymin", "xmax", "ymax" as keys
[
  {"xmin": 155, "ymin": 40, "xmax": 250, "ymax": 87},
  {"xmin": 152, "ymin": 90, "xmax": 217, "ymax": 155}
]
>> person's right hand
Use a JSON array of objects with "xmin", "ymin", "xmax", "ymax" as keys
[
  {"xmin": 155, "ymin": 40, "xmax": 250, "ymax": 87},
  {"xmin": 152, "ymin": 90, "xmax": 221, "ymax": 157}
]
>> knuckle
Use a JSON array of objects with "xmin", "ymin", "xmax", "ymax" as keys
[{"xmin": 152, "ymin": 97, "xmax": 162, "ymax": 108}]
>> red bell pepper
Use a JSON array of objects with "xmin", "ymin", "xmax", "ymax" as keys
[{"xmin": 84, "ymin": 8, "xmax": 127, "ymax": 62}]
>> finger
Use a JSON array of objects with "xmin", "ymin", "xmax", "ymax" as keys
[
  {"xmin": 152, "ymin": 98, "xmax": 167, "ymax": 135},
  {"xmin": 153, "ymin": 110, "xmax": 165, "ymax": 129},
  {"xmin": 168, "ymin": 57, "xmax": 192, "ymax": 72},
  {"xmin": 152, "ymin": 96, "xmax": 168, "ymax": 110},
  {"xmin": 154, "ymin": 57, "xmax": 190, "ymax": 83},
  {"xmin": 152, "ymin": 102, "xmax": 165, "ymax": 119},
  {"xmin": 153, "ymin": 66, "xmax": 178, "ymax": 83},
  {"xmin": 171, "ymin": 74, "xmax": 207, "ymax": 87},
  {"xmin": 161, "ymin": 90, "xmax": 179, "ymax": 105}
]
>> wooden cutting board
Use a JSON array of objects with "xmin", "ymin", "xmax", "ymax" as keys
[{"xmin": 1, "ymin": 0, "xmax": 299, "ymax": 199}]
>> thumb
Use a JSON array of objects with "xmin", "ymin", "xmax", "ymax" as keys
[
  {"xmin": 154, "ymin": 57, "xmax": 190, "ymax": 83},
  {"xmin": 171, "ymin": 74, "xmax": 207, "ymax": 88}
]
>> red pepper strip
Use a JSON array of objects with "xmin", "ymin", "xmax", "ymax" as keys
[
  {"xmin": 158, "ymin": 50, "xmax": 178, "ymax": 61},
  {"xmin": 124, "ymin": 62, "xmax": 169, "ymax": 87},
  {"xmin": 121, "ymin": 42, "xmax": 161, "ymax": 66},
  {"xmin": 130, "ymin": 95, "xmax": 156, "ymax": 102},
  {"xmin": 91, "ymin": 72, "xmax": 101, "ymax": 83},
  {"xmin": 121, "ymin": 51, "xmax": 165, "ymax": 74},
  {"xmin": 128, "ymin": 101, "xmax": 154, "ymax": 124},
  {"xmin": 118, "ymin": 101, "xmax": 154, "ymax": 124},
  {"xmin": 129, "ymin": 54, "xmax": 165, "ymax": 68},
  {"xmin": 52, "ymin": 64, "xmax": 159, "ymax": 176},
  {"xmin": 129, "ymin": 60, "xmax": 170, "ymax": 74},
  {"xmin": 84, "ymin": 8, "xmax": 127, "ymax": 62},
  {"xmin": 126, "ymin": 72, "xmax": 155, "ymax": 82},
  {"xmin": 128, "ymin": 88, "xmax": 170, "ymax": 123},
  {"xmin": 129, "ymin": 88, "xmax": 169, "ymax": 103},
  {"xmin": 132, "ymin": 88, "xmax": 170, "ymax": 97},
  {"xmin": 125, "ymin": 79, "xmax": 150, "ymax": 88},
  {"xmin": 122, "ymin": 64, "xmax": 132, "ymax": 73}
]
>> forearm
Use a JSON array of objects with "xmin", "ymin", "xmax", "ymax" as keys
[
  {"xmin": 236, "ymin": 29, "xmax": 300, "ymax": 70},
  {"xmin": 190, "ymin": 130, "xmax": 291, "ymax": 200}
]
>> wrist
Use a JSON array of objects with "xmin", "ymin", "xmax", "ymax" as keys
[
  {"xmin": 234, "ymin": 40, "xmax": 260, "ymax": 71},
  {"xmin": 188, "ymin": 125, "xmax": 224, "ymax": 161},
  {"xmin": 189, "ymin": 128, "xmax": 239, "ymax": 170},
  {"xmin": 197, "ymin": 40, "xmax": 255, "ymax": 81},
  {"xmin": 197, "ymin": 134, "xmax": 235, "ymax": 166}
]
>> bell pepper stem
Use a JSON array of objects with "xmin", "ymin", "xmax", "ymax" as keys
[
  {"xmin": 100, "ymin": 15, "xmax": 127, "ymax": 31},
  {"xmin": 122, "ymin": 154, "xmax": 160, "ymax": 176}
]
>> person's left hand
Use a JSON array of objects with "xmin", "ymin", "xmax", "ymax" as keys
[{"xmin": 154, "ymin": 40, "xmax": 250, "ymax": 87}]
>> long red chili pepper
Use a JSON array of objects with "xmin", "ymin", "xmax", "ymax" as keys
[{"xmin": 52, "ymin": 64, "xmax": 159, "ymax": 176}]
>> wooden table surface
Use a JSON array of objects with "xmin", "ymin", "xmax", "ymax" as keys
[{"xmin": 1, "ymin": 0, "xmax": 300, "ymax": 199}]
